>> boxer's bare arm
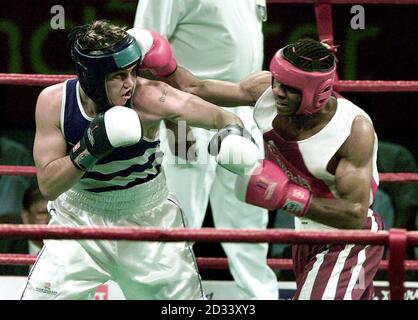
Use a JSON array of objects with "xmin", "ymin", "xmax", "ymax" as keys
[
  {"xmin": 307, "ymin": 116, "xmax": 375, "ymax": 229},
  {"xmin": 134, "ymin": 78, "xmax": 243, "ymax": 129},
  {"xmin": 33, "ymin": 85, "xmax": 84, "ymax": 200},
  {"xmin": 164, "ymin": 66, "xmax": 271, "ymax": 107}
]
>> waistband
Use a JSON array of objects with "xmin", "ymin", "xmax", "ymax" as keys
[
  {"xmin": 58, "ymin": 172, "xmax": 169, "ymax": 217},
  {"xmin": 295, "ymin": 208, "xmax": 381, "ymax": 232}
]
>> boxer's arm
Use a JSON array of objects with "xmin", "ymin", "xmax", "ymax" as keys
[
  {"xmin": 164, "ymin": 67, "xmax": 271, "ymax": 107},
  {"xmin": 135, "ymin": 80, "xmax": 259, "ymax": 172},
  {"xmin": 33, "ymin": 86, "xmax": 84, "ymax": 200},
  {"xmin": 137, "ymin": 80, "xmax": 243, "ymax": 130},
  {"xmin": 172, "ymin": 93, "xmax": 242, "ymax": 130},
  {"xmin": 161, "ymin": 84, "xmax": 260, "ymax": 173},
  {"xmin": 306, "ymin": 116, "xmax": 375, "ymax": 229}
]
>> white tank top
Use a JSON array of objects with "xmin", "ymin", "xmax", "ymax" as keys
[{"xmin": 254, "ymin": 88, "xmax": 379, "ymax": 230}]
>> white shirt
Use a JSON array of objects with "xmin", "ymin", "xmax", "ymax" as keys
[{"xmin": 134, "ymin": 0, "xmax": 265, "ymax": 82}]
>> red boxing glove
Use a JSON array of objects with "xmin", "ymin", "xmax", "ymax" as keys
[
  {"xmin": 127, "ymin": 28, "xmax": 177, "ymax": 77},
  {"xmin": 235, "ymin": 160, "xmax": 312, "ymax": 217}
]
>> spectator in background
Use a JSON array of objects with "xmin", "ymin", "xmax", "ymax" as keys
[
  {"xmin": 371, "ymin": 189, "xmax": 394, "ymax": 229},
  {"xmin": 134, "ymin": 0, "xmax": 278, "ymax": 299},
  {"xmin": 0, "ymin": 136, "xmax": 35, "ymax": 224},
  {"xmin": 0, "ymin": 136, "xmax": 35, "ymax": 275},
  {"xmin": 373, "ymin": 140, "xmax": 418, "ymax": 280},
  {"xmin": 0, "ymin": 185, "xmax": 49, "ymax": 276},
  {"xmin": 268, "ymin": 209, "xmax": 295, "ymax": 281},
  {"xmin": 21, "ymin": 185, "xmax": 50, "ymax": 256},
  {"xmin": 376, "ymin": 141, "xmax": 418, "ymax": 231}
]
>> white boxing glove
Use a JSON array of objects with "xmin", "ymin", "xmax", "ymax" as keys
[
  {"xmin": 69, "ymin": 106, "xmax": 142, "ymax": 171},
  {"xmin": 104, "ymin": 106, "xmax": 142, "ymax": 147},
  {"xmin": 208, "ymin": 124, "xmax": 260, "ymax": 175}
]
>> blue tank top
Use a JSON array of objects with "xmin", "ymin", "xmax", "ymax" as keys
[{"xmin": 61, "ymin": 79, "xmax": 162, "ymax": 193}]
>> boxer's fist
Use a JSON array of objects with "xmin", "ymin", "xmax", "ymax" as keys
[
  {"xmin": 70, "ymin": 106, "xmax": 142, "ymax": 171},
  {"xmin": 235, "ymin": 160, "xmax": 312, "ymax": 216},
  {"xmin": 127, "ymin": 28, "xmax": 177, "ymax": 77},
  {"xmin": 208, "ymin": 124, "xmax": 259, "ymax": 175}
]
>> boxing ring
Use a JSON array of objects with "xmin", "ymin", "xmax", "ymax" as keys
[{"xmin": 1, "ymin": 0, "xmax": 418, "ymax": 300}]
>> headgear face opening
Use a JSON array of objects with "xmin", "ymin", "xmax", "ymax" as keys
[
  {"xmin": 269, "ymin": 46, "xmax": 336, "ymax": 115},
  {"xmin": 70, "ymin": 35, "xmax": 142, "ymax": 111}
]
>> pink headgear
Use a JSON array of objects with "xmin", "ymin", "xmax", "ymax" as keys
[{"xmin": 269, "ymin": 45, "xmax": 336, "ymax": 115}]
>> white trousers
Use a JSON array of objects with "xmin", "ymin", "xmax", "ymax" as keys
[
  {"xmin": 161, "ymin": 107, "xmax": 278, "ymax": 299},
  {"xmin": 21, "ymin": 173, "xmax": 204, "ymax": 300}
]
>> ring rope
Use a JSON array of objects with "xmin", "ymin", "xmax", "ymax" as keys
[
  {"xmin": 2, "ymin": 254, "xmax": 418, "ymax": 271},
  {"xmin": 0, "ymin": 166, "xmax": 37, "ymax": 176},
  {"xmin": 0, "ymin": 74, "xmax": 75, "ymax": 86},
  {"xmin": 2, "ymin": 165, "xmax": 418, "ymax": 183},
  {"xmin": 2, "ymin": 225, "xmax": 418, "ymax": 245},
  {"xmin": 1, "ymin": 225, "xmax": 414, "ymax": 300},
  {"xmin": 1, "ymin": 74, "xmax": 418, "ymax": 92}
]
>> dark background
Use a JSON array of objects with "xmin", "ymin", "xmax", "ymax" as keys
[{"xmin": 1, "ymin": 0, "xmax": 417, "ymax": 280}]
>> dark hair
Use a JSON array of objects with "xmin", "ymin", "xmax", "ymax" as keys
[
  {"xmin": 22, "ymin": 186, "xmax": 44, "ymax": 211},
  {"xmin": 283, "ymin": 38, "xmax": 336, "ymax": 72},
  {"xmin": 67, "ymin": 20, "xmax": 128, "ymax": 52}
]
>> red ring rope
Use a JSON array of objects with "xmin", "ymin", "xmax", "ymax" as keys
[
  {"xmin": 0, "ymin": 166, "xmax": 37, "ymax": 176},
  {"xmin": 2, "ymin": 165, "xmax": 418, "ymax": 183},
  {"xmin": 0, "ymin": 225, "xmax": 392, "ymax": 244},
  {"xmin": 1, "ymin": 74, "xmax": 418, "ymax": 92},
  {"xmin": 2, "ymin": 254, "xmax": 418, "ymax": 271},
  {"xmin": 0, "ymin": 224, "xmax": 417, "ymax": 246}
]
